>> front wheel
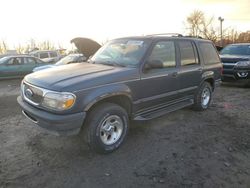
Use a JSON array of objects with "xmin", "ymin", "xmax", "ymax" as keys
[
  {"xmin": 84, "ymin": 103, "xmax": 129, "ymax": 154},
  {"xmin": 193, "ymin": 82, "xmax": 212, "ymax": 111}
]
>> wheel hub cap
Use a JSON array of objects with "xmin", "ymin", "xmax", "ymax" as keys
[
  {"xmin": 100, "ymin": 115, "xmax": 123, "ymax": 145},
  {"xmin": 201, "ymin": 88, "xmax": 210, "ymax": 107}
]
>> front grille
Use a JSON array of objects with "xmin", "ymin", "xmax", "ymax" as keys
[
  {"xmin": 222, "ymin": 62, "xmax": 236, "ymax": 69},
  {"xmin": 22, "ymin": 82, "xmax": 43, "ymax": 105}
]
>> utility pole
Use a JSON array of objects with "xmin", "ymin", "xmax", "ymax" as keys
[{"xmin": 218, "ymin": 17, "xmax": 224, "ymax": 47}]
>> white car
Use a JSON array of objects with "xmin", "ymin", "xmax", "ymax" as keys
[{"xmin": 33, "ymin": 53, "xmax": 86, "ymax": 72}]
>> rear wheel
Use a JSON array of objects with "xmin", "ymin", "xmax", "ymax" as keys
[
  {"xmin": 83, "ymin": 103, "xmax": 129, "ymax": 154},
  {"xmin": 193, "ymin": 82, "xmax": 212, "ymax": 111}
]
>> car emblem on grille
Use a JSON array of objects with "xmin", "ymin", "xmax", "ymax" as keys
[{"xmin": 25, "ymin": 89, "xmax": 34, "ymax": 98}]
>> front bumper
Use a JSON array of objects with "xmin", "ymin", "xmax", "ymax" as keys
[
  {"xmin": 222, "ymin": 67, "xmax": 250, "ymax": 82},
  {"xmin": 17, "ymin": 96, "xmax": 86, "ymax": 136}
]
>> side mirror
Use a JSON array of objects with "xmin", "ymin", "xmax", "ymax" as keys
[{"xmin": 145, "ymin": 60, "xmax": 163, "ymax": 70}]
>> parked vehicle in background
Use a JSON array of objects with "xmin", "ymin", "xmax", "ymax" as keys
[
  {"xmin": 0, "ymin": 55, "xmax": 48, "ymax": 79},
  {"xmin": 33, "ymin": 53, "xmax": 87, "ymax": 72},
  {"xmin": 18, "ymin": 35, "xmax": 222, "ymax": 153},
  {"xmin": 220, "ymin": 43, "xmax": 250, "ymax": 86},
  {"xmin": 29, "ymin": 50, "xmax": 61, "ymax": 63}
]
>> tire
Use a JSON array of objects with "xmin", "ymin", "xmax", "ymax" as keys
[
  {"xmin": 83, "ymin": 102, "xmax": 129, "ymax": 154},
  {"xmin": 193, "ymin": 82, "xmax": 213, "ymax": 111}
]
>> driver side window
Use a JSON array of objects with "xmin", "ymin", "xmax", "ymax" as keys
[{"xmin": 147, "ymin": 41, "xmax": 176, "ymax": 69}]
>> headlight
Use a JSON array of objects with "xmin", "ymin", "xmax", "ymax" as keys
[
  {"xmin": 236, "ymin": 61, "xmax": 250, "ymax": 67},
  {"xmin": 41, "ymin": 92, "xmax": 76, "ymax": 111}
]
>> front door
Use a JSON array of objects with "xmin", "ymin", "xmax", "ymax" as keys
[
  {"xmin": 135, "ymin": 40, "xmax": 180, "ymax": 111},
  {"xmin": 0, "ymin": 57, "xmax": 23, "ymax": 78}
]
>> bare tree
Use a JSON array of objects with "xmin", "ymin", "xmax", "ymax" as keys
[
  {"xmin": 15, "ymin": 43, "xmax": 26, "ymax": 54},
  {"xmin": 185, "ymin": 10, "xmax": 218, "ymax": 42},
  {"xmin": 186, "ymin": 10, "xmax": 205, "ymax": 37},
  {"xmin": 37, "ymin": 40, "xmax": 56, "ymax": 50},
  {"xmin": 237, "ymin": 31, "xmax": 250, "ymax": 43},
  {"xmin": 0, "ymin": 40, "xmax": 8, "ymax": 54}
]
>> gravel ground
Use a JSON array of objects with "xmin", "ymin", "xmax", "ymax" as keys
[{"xmin": 0, "ymin": 79, "xmax": 250, "ymax": 188}]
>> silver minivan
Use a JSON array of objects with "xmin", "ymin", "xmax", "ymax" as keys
[{"xmin": 29, "ymin": 50, "xmax": 61, "ymax": 63}]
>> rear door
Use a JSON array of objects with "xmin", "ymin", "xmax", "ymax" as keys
[
  {"xmin": 177, "ymin": 40, "xmax": 202, "ymax": 98},
  {"xmin": 199, "ymin": 42, "xmax": 222, "ymax": 82},
  {"xmin": 22, "ymin": 57, "xmax": 38, "ymax": 75}
]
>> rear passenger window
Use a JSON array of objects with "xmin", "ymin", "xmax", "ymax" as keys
[
  {"xmin": 179, "ymin": 41, "xmax": 198, "ymax": 66},
  {"xmin": 24, "ymin": 57, "xmax": 36, "ymax": 64},
  {"xmin": 200, "ymin": 43, "xmax": 220, "ymax": 64}
]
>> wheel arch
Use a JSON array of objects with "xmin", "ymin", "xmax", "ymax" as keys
[
  {"xmin": 82, "ymin": 84, "xmax": 133, "ymax": 116},
  {"xmin": 201, "ymin": 71, "xmax": 215, "ymax": 91},
  {"xmin": 85, "ymin": 94, "xmax": 133, "ymax": 115},
  {"xmin": 203, "ymin": 78, "xmax": 215, "ymax": 90}
]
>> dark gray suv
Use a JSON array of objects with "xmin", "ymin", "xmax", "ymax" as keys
[
  {"xmin": 18, "ymin": 35, "xmax": 222, "ymax": 153},
  {"xmin": 220, "ymin": 43, "xmax": 250, "ymax": 86}
]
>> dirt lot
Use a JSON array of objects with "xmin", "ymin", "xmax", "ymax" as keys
[{"xmin": 0, "ymin": 79, "xmax": 250, "ymax": 188}]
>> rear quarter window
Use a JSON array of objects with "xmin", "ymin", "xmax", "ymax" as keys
[
  {"xmin": 200, "ymin": 42, "xmax": 220, "ymax": 64},
  {"xmin": 39, "ymin": 52, "xmax": 49, "ymax": 59}
]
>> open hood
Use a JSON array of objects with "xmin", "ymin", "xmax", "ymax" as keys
[{"xmin": 71, "ymin": 37, "xmax": 101, "ymax": 59}]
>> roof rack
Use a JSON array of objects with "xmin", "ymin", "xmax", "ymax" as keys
[
  {"xmin": 147, "ymin": 33, "xmax": 183, "ymax": 37},
  {"xmin": 184, "ymin": 35, "xmax": 203, "ymax": 39}
]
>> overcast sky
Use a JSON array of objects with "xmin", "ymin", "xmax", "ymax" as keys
[{"xmin": 1, "ymin": 0, "xmax": 250, "ymax": 48}]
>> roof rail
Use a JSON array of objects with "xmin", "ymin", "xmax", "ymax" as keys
[
  {"xmin": 184, "ymin": 35, "xmax": 203, "ymax": 39},
  {"xmin": 147, "ymin": 33, "xmax": 183, "ymax": 37}
]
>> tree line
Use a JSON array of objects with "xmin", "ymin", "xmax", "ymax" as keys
[
  {"xmin": 185, "ymin": 10, "xmax": 250, "ymax": 46},
  {"xmin": 0, "ymin": 39, "xmax": 61, "ymax": 54},
  {"xmin": 1, "ymin": 10, "xmax": 250, "ymax": 54}
]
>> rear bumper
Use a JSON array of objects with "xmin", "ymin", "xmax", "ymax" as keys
[{"xmin": 17, "ymin": 96, "xmax": 86, "ymax": 136}]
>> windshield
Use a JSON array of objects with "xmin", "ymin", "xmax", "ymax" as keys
[
  {"xmin": 90, "ymin": 39, "xmax": 149, "ymax": 67},
  {"xmin": 220, "ymin": 44, "xmax": 250, "ymax": 56},
  {"xmin": 55, "ymin": 55, "xmax": 80, "ymax": 65},
  {"xmin": 0, "ymin": 56, "xmax": 10, "ymax": 64}
]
